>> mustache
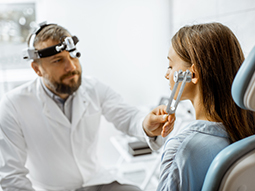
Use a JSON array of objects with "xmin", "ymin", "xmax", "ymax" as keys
[{"xmin": 60, "ymin": 70, "xmax": 81, "ymax": 81}]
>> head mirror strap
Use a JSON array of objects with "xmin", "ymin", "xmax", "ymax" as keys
[
  {"xmin": 36, "ymin": 36, "xmax": 79, "ymax": 58},
  {"xmin": 29, "ymin": 22, "xmax": 52, "ymax": 48},
  {"xmin": 37, "ymin": 42, "xmax": 62, "ymax": 58},
  {"xmin": 34, "ymin": 22, "xmax": 51, "ymax": 35}
]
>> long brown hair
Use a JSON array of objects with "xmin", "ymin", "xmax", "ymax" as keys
[{"xmin": 172, "ymin": 22, "xmax": 255, "ymax": 142}]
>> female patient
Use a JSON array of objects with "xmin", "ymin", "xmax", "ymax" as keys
[{"xmin": 157, "ymin": 22, "xmax": 255, "ymax": 191}]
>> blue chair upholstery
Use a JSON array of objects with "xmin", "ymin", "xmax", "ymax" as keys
[
  {"xmin": 201, "ymin": 135, "xmax": 255, "ymax": 191},
  {"xmin": 201, "ymin": 46, "xmax": 255, "ymax": 191},
  {"xmin": 232, "ymin": 46, "xmax": 255, "ymax": 111}
]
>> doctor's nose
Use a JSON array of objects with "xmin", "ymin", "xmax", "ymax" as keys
[{"xmin": 65, "ymin": 57, "xmax": 77, "ymax": 72}]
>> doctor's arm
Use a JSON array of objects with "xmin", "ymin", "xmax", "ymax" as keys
[
  {"xmin": 0, "ymin": 95, "xmax": 35, "ymax": 191},
  {"xmin": 97, "ymin": 80, "xmax": 175, "ymax": 150}
]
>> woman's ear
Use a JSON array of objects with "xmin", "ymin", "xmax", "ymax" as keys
[
  {"xmin": 31, "ymin": 61, "xmax": 42, "ymax": 77},
  {"xmin": 191, "ymin": 64, "xmax": 199, "ymax": 84}
]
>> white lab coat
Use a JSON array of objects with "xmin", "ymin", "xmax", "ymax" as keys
[{"xmin": 0, "ymin": 76, "xmax": 163, "ymax": 191}]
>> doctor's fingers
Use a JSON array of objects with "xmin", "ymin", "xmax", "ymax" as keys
[
  {"xmin": 151, "ymin": 113, "xmax": 169, "ymax": 125},
  {"xmin": 168, "ymin": 113, "xmax": 175, "ymax": 123},
  {"xmin": 150, "ymin": 124, "xmax": 165, "ymax": 136},
  {"xmin": 161, "ymin": 117, "xmax": 175, "ymax": 137},
  {"xmin": 151, "ymin": 105, "xmax": 167, "ymax": 115}
]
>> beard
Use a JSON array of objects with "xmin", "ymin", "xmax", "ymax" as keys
[{"xmin": 44, "ymin": 70, "xmax": 82, "ymax": 95}]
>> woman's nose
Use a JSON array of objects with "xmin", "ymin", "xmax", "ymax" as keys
[{"xmin": 165, "ymin": 70, "xmax": 170, "ymax": 80}]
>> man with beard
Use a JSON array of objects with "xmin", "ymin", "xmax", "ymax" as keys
[{"xmin": 0, "ymin": 23, "xmax": 174, "ymax": 191}]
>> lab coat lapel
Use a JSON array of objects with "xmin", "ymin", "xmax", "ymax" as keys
[
  {"xmin": 42, "ymin": 97, "xmax": 71, "ymax": 127},
  {"xmin": 36, "ymin": 78, "xmax": 71, "ymax": 127},
  {"xmin": 71, "ymin": 85, "xmax": 89, "ymax": 128}
]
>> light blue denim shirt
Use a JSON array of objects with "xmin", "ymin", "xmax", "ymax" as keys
[{"xmin": 157, "ymin": 120, "xmax": 230, "ymax": 191}]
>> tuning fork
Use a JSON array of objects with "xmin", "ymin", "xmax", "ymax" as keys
[{"xmin": 166, "ymin": 70, "xmax": 192, "ymax": 114}]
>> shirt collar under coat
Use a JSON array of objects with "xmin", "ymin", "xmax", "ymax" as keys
[{"xmin": 36, "ymin": 77, "xmax": 89, "ymax": 128}]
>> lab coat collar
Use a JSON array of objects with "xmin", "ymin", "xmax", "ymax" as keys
[
  {"xmin": 36, "ymin": 78, "xmax": 89, "ymax": 128},
  {"xmin": 71, "ymin": 81, "xmax": 90, "ymax": 129}
]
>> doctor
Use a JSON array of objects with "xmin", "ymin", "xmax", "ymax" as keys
[{"xmin": 0, "ymin": 23, "xmax": 174, "ymax": 191}]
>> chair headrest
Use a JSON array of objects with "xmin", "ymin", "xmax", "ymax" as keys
[{"xmin": 232, "ymin": 46, "xmax": 255, "ymax": 111}]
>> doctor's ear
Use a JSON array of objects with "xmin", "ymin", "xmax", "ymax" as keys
[
  {"xmin": 31, "ymin": 61, "xmax": 42, "ymax": 77},
  {"xmin": 190, "ymin": 64, "xmax": 199, "ymax": 84}
]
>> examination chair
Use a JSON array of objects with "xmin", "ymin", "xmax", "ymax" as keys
[{"xmin": 201, "ymin": 46, "xmax": 255, "ymax": 191}]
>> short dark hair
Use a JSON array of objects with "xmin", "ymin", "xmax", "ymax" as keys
[{"xmin": 27, "ymin": 24, "xmax": 71, "ymax": 49}]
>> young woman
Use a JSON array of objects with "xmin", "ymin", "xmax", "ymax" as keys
[{"xmin": 157, "ymin": 22, "xmax": 255, "ymax": 191}]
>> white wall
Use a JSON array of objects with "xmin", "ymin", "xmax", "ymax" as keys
[
  {"xmin": 170, "ymin": 0, "xmax": 255, "ymax": 56},
  {"xmin": 34, "ymin": 0, "xmax": 172, "ymax": 170},
  {"xmin": 33, "ymin": 0, "xmax": 255, "ymax": 107},
  {"xmin": 2, "ymin": 0, "xmax": 254, "ymax": 121},
  {"xmin": 35, "ymin": 0, "xmax": 172, "ymax": 108},
  {"xmin": 3, "ymin": 0, "xmax": 255, "ymax": 173}
]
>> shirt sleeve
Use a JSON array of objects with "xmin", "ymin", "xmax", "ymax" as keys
[
  {"xmin": 0, "ymin": 95, "xmax": 35, "ymax": 191},
  {"xmin": 141, "ymin": 127, "xmax": 167, "ymax": 151},
  {"xmin": 156, "ymin": 136, "xmax": 182, "ymax": 191},
  {"xmin": 157, "ymin": 127, "xmax": 193, "ymax": 191},
  {"xmin": 96, "ymin": 79, "xmax": 164, "ymax": 150}
]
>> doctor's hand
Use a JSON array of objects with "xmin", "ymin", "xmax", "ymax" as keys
[{"xmin": 142, "ymin": 105, "xmax": 175, "ymax": 138}]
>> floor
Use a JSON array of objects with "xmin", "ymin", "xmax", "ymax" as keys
[
  {"xmin": 122, "ymin": 166, "xmax": 159, "ymax": 191},
  {"xmin": 97, "ymin": 117, "xmax": 159, "ymax": 191},
  {"xmin": 105, "ymin": 154, "xmax": 160, "ymax": 191}
]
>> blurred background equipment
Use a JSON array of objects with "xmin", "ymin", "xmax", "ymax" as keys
[{"xmin": 0, "ymin": 2, "xmax": 36, "ymax": 97}]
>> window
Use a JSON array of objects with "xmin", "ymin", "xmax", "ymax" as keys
[{"xmin": 0, "ymin": 3, "xmax": 36, "ymax": 98}]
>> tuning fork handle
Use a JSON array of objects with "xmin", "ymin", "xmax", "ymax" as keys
[{"xmin": 166, "ymin": 70, "xmax": 192, "ymax": 114}]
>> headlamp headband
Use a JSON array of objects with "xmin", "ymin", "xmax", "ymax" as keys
[{"xmin": 23, "ymin": 21, "xmax": 81, "ymax": 60}]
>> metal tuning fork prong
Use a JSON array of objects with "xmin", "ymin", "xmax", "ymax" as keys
[{"xmin": 166, "ymin": 69, "xmax": 192, "ymax": 114}]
